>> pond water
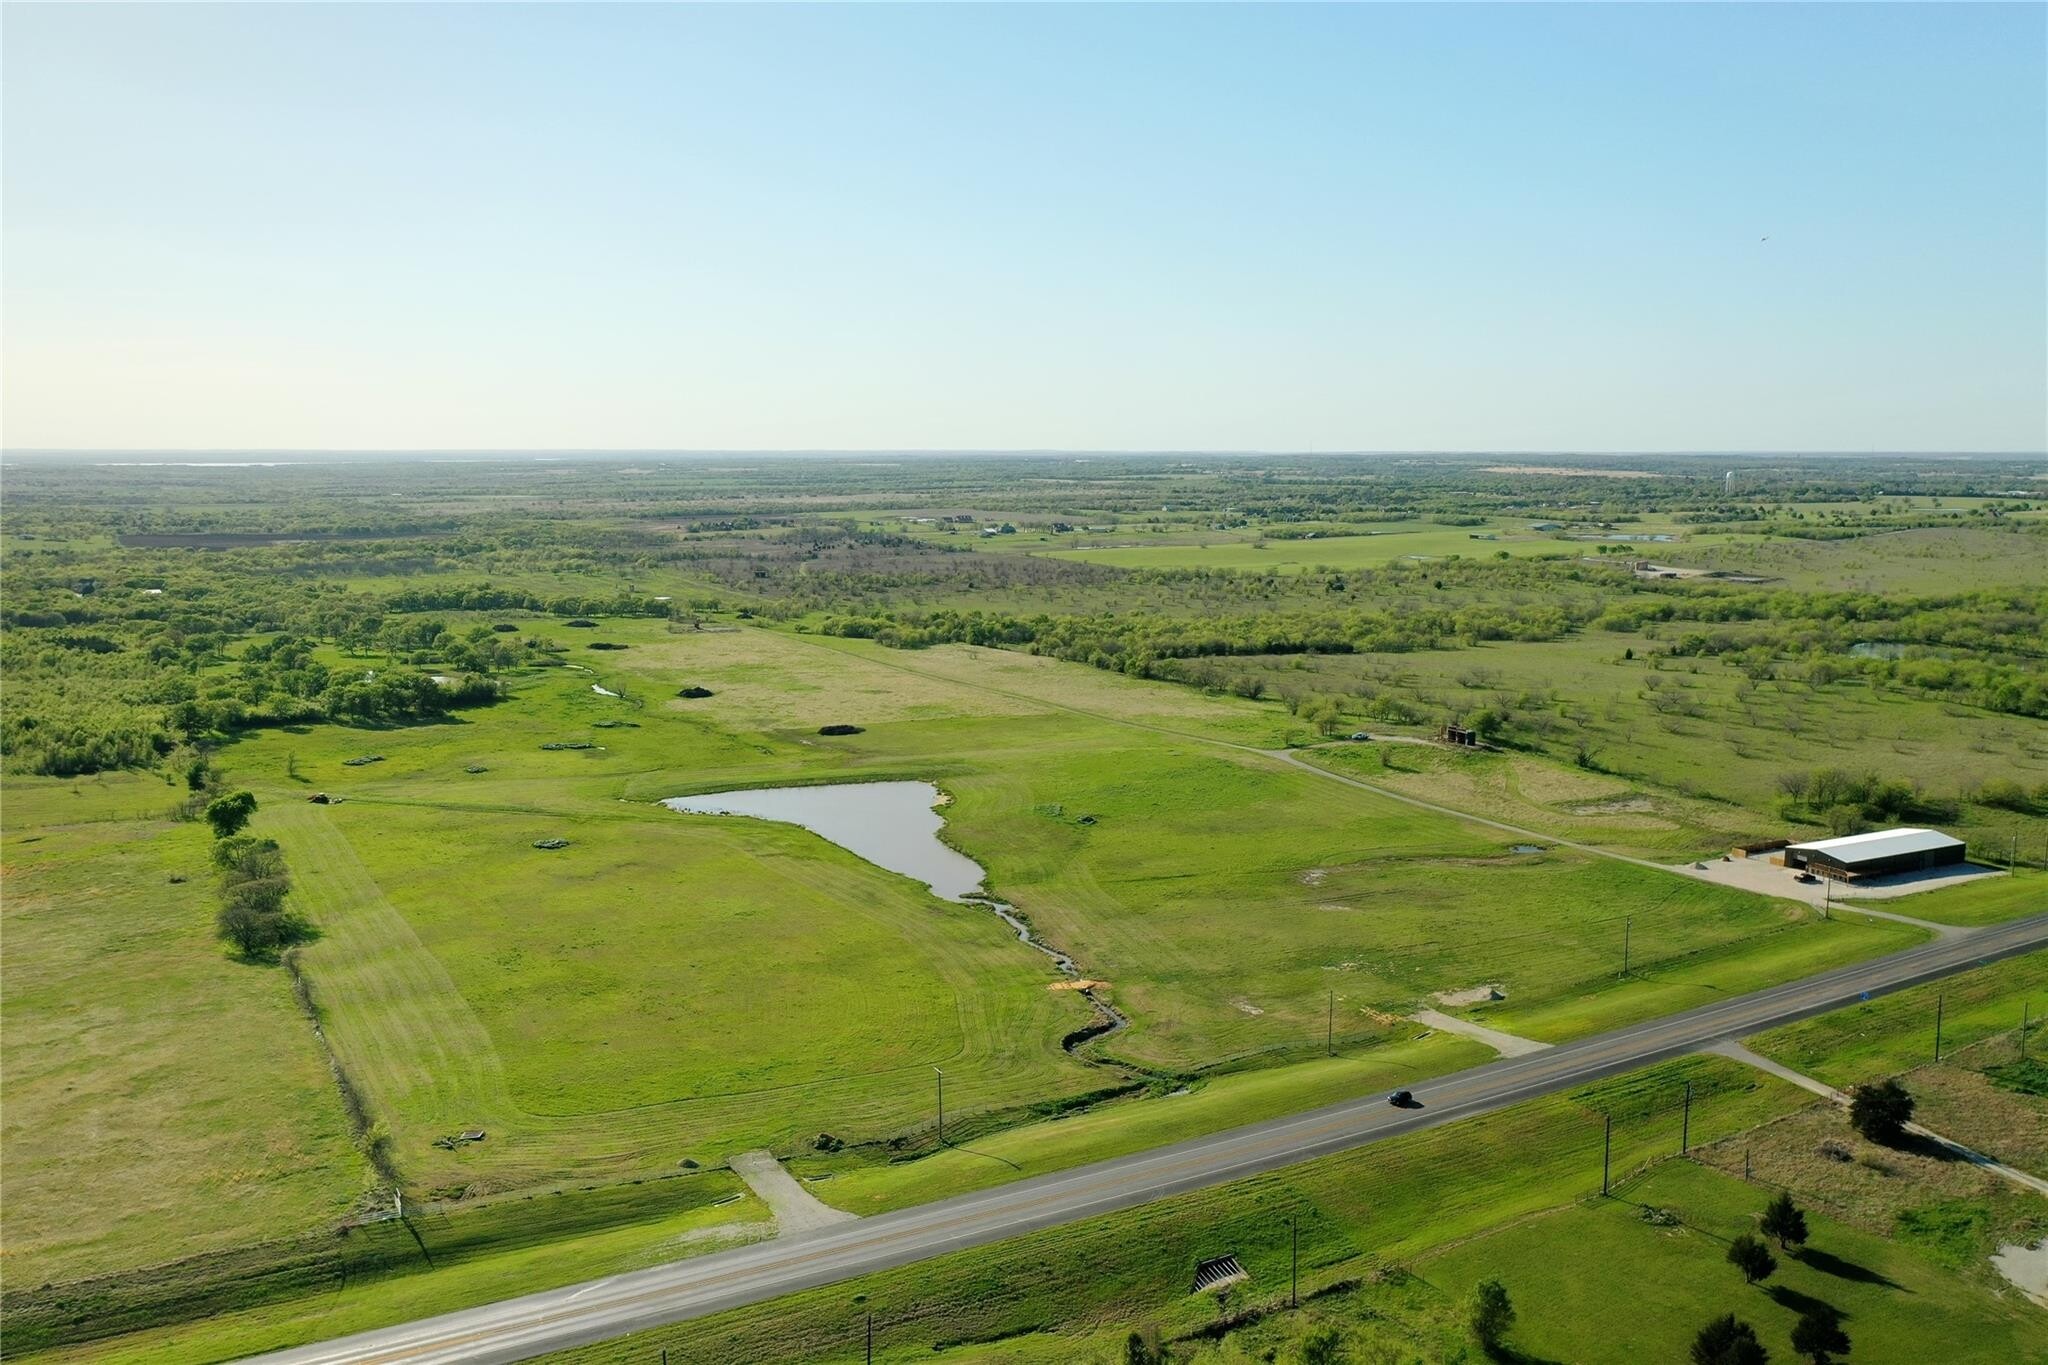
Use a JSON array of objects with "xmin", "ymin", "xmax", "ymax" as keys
[
  {"xmin": 592, "ymin": 683, "xmax": 620, "ymax": 697},
  {"xmin": 661, "ymin": 780, "xmax": 987, "ymax": 901},
  {"xmin": 659, "ymin": 780, "xmax": 1109, "ymax": 1009}
]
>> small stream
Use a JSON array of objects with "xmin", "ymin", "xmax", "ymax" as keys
[{"xmin": 660, "ymin": 781, "xmax": 1126, "ymax": 1050}]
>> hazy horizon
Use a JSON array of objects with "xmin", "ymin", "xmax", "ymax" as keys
[
  {"xmin": 6, "ymin": 447, "xmax": 2047, "ymax": 463},
  {"xmin": 5, "ymin": 3, "xmax": 2044, "ymax": 452}
]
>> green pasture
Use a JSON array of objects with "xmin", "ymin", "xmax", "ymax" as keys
[
  {"xmin": 1038, "ymin": 523, "xmax": 1587, "ymax": 572},
  {"xmin": 1685, "ymin": 525, "xmax": 2048, "ymax": 594},
  {"xmin": 10, "ymin": 457, "xmax": 2048, "ymax": 1360},
  {"xmin": 0, "ymin": 617, "xmax": 1999, "ymax": 1349},
  {"xmin": 1240, "ymin": 629, "xmax": 2048, "ymax": 848},
  {"xmin": 226, "ymin": 622, "xmax": 1837, "ymax": 1135},
  {"xmin": 1747, "ymin": 949, "xmax": 2048, "ymax": 1092},
  {"xmin": 0, "ymin": 777, "xmax": 367, "ymax": 1287},
  {"xmin": 1297, "ymin": 739, "xmax": 1770, "ymax": 858},
  {"xmin": 1422, "ymin": 1159, "xmax": 2046, "ymax": 1365}
]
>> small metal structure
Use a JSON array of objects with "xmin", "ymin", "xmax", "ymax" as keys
[{"xmin": 1191, "ymin": 1254, "xmax": 1249, "ymax": 1297}]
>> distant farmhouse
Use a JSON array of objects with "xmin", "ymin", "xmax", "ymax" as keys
[{"xmin": 1777, "ymin": 828, "xmax": 1966, "ymax": 882}]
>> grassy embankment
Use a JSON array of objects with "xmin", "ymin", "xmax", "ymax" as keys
[
  {"xmin": 595, "ymin": 954, "xmax": 2048, "ymax": 1364},
  {"xmin": 60, "ymin": 1055, "xmax": 1786, "ymax": 1365}
]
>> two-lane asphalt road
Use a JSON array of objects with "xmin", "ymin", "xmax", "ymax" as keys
[{"xmin": 255, "ymin": 911, "xmax": 2048, "ymax": 1365}]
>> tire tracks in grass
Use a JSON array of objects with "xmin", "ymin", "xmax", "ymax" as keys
[
  {"xmin": 265, "ymin": 794, "xmax": 1102, "ymax": 1191},
  {"xmin": 266, "ymin": 803, "xmax": 517, "ymax": 1149}
]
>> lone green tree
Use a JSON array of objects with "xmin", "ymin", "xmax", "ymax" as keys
[
  {"xmin": 1790, "ymin": 1305, "xmax": 1850, "ymax": 1365},
  {"xmin": 1848, "ymin": 1078, "xmax": 1915, "ymax": 1145},
  {"xmin": 1692, "ymin": 1313, "xmax": 1770, "ymax": 1365},
  {"xmin": 1761, "ymin": 1191, "xmax": 1809, "ymax": 1253},
  {"xmin": 1467, "ymin": 1278, "xmax": 1515, "ymax": 1354},
  {"xmin": 1727, "ymin": 1233, "xmax": 1777, "ymax": 1285},
  {"xmin": 204, "ymin": 790, "xmax": 257, "ymax": 839}
]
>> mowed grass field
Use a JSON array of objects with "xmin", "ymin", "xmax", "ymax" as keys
[
  {"xmin": 0, "ymin": 778, "xmax": 366, "ymax": 1285},
  {"xmin": 3, "ymin": 618, "xmax": 1918, "ymax": 1322}
]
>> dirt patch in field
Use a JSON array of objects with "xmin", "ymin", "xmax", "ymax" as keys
[
  {"xmin": 1569, "ymin": 796, "xmax": 1657, "ymax": 815},
  {"xmin": 1048, "ymin": 979, "xmax": 1110, "ymax": 992},
  {"xmin": 1299, "ymin": 868, "xmax": 1328, "ymax": 885},
  {"xmin": 1693, "ymin": 1104, "xmax": 2048, "ymax": 1258},
  {"xmin": 1435, "ymin": 985, "xmax": 1504, "ymax": 1007},
  {"xmin": 1509, "ymin": 764, "xmax": 1633, "ymax": 805}
]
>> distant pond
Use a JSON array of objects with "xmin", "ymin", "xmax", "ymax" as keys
[
  {"xmin": 662, "ymin": 780, "xmax": 1119, "ymax": 1038},
  {"xmin": 661, "ymin": 780, "xmax": 987, "ymax": 902}
]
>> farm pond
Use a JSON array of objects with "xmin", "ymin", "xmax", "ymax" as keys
[
  {"xmin": 661, "ymin": 781, "xmax": 986, "ymax": 902},
  {"xmin": 661, "ymin": 781, "xmax": 1088, "ymax": 980}
]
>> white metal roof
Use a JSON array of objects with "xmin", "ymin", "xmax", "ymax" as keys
[{"xmin": 1786, "ymin": 827, "xmax": 1963, "ymax": 863}]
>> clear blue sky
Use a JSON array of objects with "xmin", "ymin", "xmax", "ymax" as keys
[{"xmin": 4, "ymin": 2, "xmax": 2042, "ymax": 452}]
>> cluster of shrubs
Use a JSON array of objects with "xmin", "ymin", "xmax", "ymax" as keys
[
  {"xmin": 203, "ymin": 793, "xmax": 307, "ymax": 959},
  {"xmin": 1772, "ymin": 767, "xmax": 1958, "ymax": 836}
]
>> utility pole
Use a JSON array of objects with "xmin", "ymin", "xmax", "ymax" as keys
[
  {"xmin": 1622, "ymin": 917, "xmax": 1632, "ymax": 977},
  {"xmin": 2023, "ymin": 1002, "xmax": 2031, "ymax": 1060},
  {"xmin": 1601, "ymin": 1114, "xmax": 1613, "ymax": 1196},
  {"xmin": 866, "ymin": 1312, "xmax": 874, "ymax": 1365},
  {"xmin": 1290, "ymin": 1214, "xmax": 1300, "ymax": 1309},
  {"xmin": 1326, "ymin": 989, "xmax": 1335, "ymax": 1058},
  {"xmin": 1681, "ymin": 1081, "xmax": 1692, "ymax": 1155},
  {"xmin": 933, "ymin": 1065, "xmax": 945, "ymax": 1145},
  {"xmin": 1934, "ymin": 995, "xmax": 1944, "ymax": 1063}
]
